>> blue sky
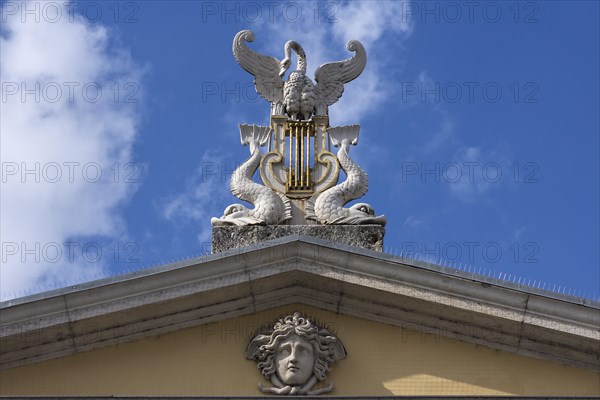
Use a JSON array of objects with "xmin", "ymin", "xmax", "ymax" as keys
[{"xmin": 1, "ymin": 1, "xmax": 599, "ymax": 301}]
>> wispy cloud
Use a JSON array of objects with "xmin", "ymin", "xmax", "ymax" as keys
[
  {"xmin": 402, "ymin": 215, "xmax": 426, "ymax": 231},
  {"xmin": 447, "ymin": 146, "xmax": 509, "ymax": 202},
  {"xmin": 404, "ymin": 71, "xmax": 458, "ymax": 155},
  {"xmin": 161, "ymin": 149, "xmax": 235, "ymax": 244},
  {"xmin": 423, "ymin": 113, "xmax": 456, "ymax": 155},
  {"xmin": 1, "ymin": 2, "xmax": 144, "ymax": 298},
  {"xmin": 401, "ymin": 70, "xmax": 512, "ymax": 205}
]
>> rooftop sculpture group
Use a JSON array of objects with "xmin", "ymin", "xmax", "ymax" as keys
[
  {"xmin": 211, "ymin": 30, "xmax": 386, "ymax": 227},
  {"xmin": 211, "ymin": 32, "xmax": 384, "ymax": 395}
]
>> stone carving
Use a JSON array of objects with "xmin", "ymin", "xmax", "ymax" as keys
[
  {"xmin": 306, "ymin": 126, "xmax": 386, "ymax": 225},
  {"xmin": 281, "ymin": 40, "xmax": 315, "ymax": 121},
  {"xmin": 246, "ymin": 312, "xmax": 346, "ymax": 395},
  {"xmin": 211, "ymin": 30, "xmax": 385, "ymax": 226},
  {"xmin": 211, "ymin": 124, "xmax": 291, "ymax": 226},
  {"xmin": 233, "ymin": 29, "xmax": 366, "ymax": 119}
]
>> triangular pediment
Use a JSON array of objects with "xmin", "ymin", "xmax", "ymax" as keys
[{"xmin": 1, "ymin": 236, "xmax": 599, "ymax": 396}]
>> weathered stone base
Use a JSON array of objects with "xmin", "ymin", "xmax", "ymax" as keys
[{"xmin": 212, "ymin": 225, "xmax": 385, "ymax": 253}]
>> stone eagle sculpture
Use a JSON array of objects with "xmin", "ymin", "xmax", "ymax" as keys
[{"xmin": 233, "ymin": 30, "xmax": 367, "ymax": 120}]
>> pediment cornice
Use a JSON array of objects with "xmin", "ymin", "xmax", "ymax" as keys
[{"xmin": 1, "ymin": 236, "xmax": 598, "ymax": 371}]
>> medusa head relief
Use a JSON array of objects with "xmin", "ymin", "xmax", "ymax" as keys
[{"xmin": 245, "ymin": 312, "xmax": 347, "ymax": 395}]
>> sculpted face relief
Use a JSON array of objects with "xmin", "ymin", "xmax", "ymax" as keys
[
  {"xmin": 275, "ymin": 334, "xmax": 315, "ymax": 385},
  {"xmin": 246, "ymin": 312, "xmax": 347, "ymax": 395}
]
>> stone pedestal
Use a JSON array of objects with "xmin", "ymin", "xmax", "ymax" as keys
[{"xmin": 212, "ymin": 225, "xmax": 385, "ymax": 253}]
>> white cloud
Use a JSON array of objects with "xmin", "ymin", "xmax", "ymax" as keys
[
  {"xmin": 331, "ymin": 1, "xmax": 413, "ymax": 44},
  {"xmin": 1, "ymin": 2, "xmax": 143, "ymax": 298}
]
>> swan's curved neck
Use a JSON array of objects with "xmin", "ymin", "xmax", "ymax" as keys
[{"xmin": 284, "ymin": 40, "xmax": 307, "ymax": 73}]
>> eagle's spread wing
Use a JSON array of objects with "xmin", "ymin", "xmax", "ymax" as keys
[
  {"xmin": 314, "ymin": 40, "xmax": 367, "ymax": 115},
  {"xmin": 233, "ymin": 30, "xmax": 284, "ymax": 104}
]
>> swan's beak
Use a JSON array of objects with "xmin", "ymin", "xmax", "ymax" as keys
[{"xmin": 279, "ymin": 59, "xmax": 289, "ymax": 77}]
